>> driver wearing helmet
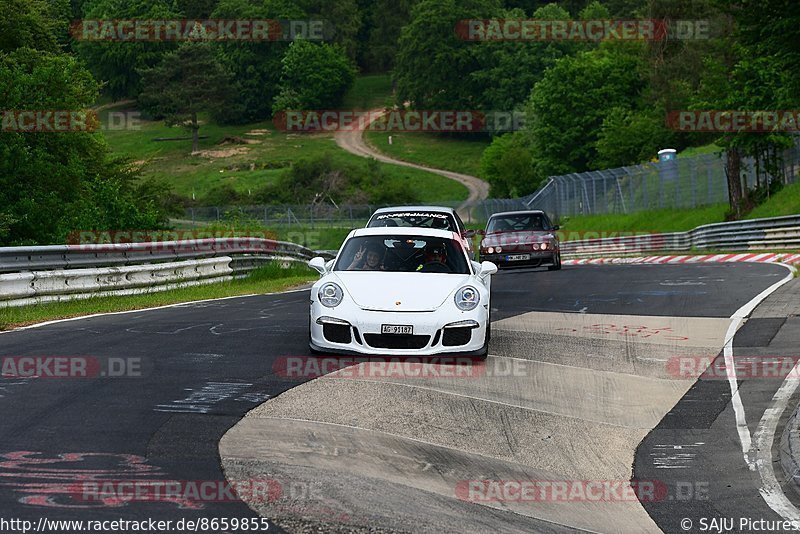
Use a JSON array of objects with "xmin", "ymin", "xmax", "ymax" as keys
[{"xmin": 417, "ymin": 242, "xmax": 448, "ymax": 272}]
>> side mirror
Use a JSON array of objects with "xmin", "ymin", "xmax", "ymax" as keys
[
  {"xmin": 552, "ymin": 225, "xmax": 560, "ymax": 231},
  {"xmin": 308, "ymin": 257, "xmax": 328, "ymax": 275},
  {"xmin": 479, "ymin": 261, "xmax": 498, "ymax": 278},
  {"xmin": 463, "ymin": 229, "xmax": 477, "ymax": 239}
]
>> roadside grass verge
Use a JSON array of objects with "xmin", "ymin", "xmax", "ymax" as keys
[
  {"xmin": 0, "ymin": 263, "xmax": 316, "ymax": 331},
  {"xmin": 364, "ymin": 130, "xmax": 489, "ymax": 177},
  {"xmin": 99, "ymin": 102, "xmax": 468, "ymax": 203},
  {"xmin": 558, "ymin": 205, "xmax": 729, "ymax": 238}
]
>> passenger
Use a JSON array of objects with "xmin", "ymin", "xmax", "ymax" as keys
[{"xmin": 348, "ymin": 243, "xmax": 385, "ymax": 271}]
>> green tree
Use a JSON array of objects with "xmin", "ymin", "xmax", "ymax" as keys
[
  {"xmin": 273, "ymin": 40, "xmax": 356, "ymax": 112},
  {"xmin": 175, "ymin": 0, "xmax": 220, "ymax": 18},
  {"xmin": 594, "ymin": 107, "xmax": 676, "ymax": 168},
  {"xmin": 480, "ymin": 132, "xmax": 539, "ymax": 197},
  {"xmin": 211, "ymin": 0, "xmax": 303, "ymax": 123},
  {"xmin": 360, "ymin": 0, "xmax": 417, "ymax": 71},
  {"xmin": 75, "ymin": 0, "xmax": 179, "ymax": 99},
  {"xmin": 684, "ymin": 0, "xmax": 800, "ymax": 217},
  {"xmin": 525, "ymin": 42, "xmax": 646, "ymax": 179},
  {"xmin": 298, "ymin": 0, "xmax": 362, "ymax": 62},
  {"xmin": 394, "ymin": 0, "xmax": 502, "ymax": 109},
  {"xmin": 138, "ymin": 43, "xmax": 234, "ymax": 153},
  {"xmin": 0, "ymin": 48, "xmax": 170, "ymax": 244},
  {"xmin": 0, "ymin": 47, "xmax": 101, "ymax": 244},
  {"xmin": 470, "ymin": 4, "xmax": 579, "ymax": 111},
  {"xmin": 0, "ymin": 0, "xmax": 60, "ymax": 52}
]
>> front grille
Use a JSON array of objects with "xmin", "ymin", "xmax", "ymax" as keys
[
  {"xmin": 431, "ymin": 329, "xmax": 442, "ymax": 346},
  {"xmin": 364, "ymin": 334, "xmax": 430, "ymax": 350},
  {"xmin": 323, "ymin": 323, "xmax": 352, "ymax": 344},
  {"xmin": 442, "ymin": 327, "xmax": 474, "ymax": 346}
]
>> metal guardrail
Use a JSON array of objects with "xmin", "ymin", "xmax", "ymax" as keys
[
  {"xmin": 0, "ymin": 238, "xmax": 327, "ymax": 273},
  {"xmin": 560, "ymin": 214, "xmax": 800, "ymax": 258},
  {"xmin": 0, "ymin": 238, "xmax": 333, "ymax": 308}
]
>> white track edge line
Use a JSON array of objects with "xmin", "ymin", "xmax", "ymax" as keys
[{"xmin": 723, "ymin": 262, "xmax": 799, "ymax": 524}]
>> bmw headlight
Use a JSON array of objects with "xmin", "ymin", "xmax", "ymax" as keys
[
  {"xmin": 455, "ymin": 286, "xmax": 480, "ymax": 311},
  {"xmin": 318, "ymin": 283, "xmax": 344, "ymax": 308}
]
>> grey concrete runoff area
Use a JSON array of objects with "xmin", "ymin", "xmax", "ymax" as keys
[{"xmin": 220, "ymin": 262, "xmax": 800, "ymax": 533}]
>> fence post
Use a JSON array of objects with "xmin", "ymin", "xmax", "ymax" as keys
[{"xmin": 707, "ymin": 162, "xmax": 714, "ymax": 205}]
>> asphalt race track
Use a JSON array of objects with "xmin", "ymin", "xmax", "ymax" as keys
[{"xmin": 0, "ymin": 262, "xmax": 797, "ymax": 533}]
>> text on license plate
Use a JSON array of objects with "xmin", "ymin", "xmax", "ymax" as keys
[
  {"xmin": 506, "ymin": 254, "xmax": 531, "ymax": 261},
  {"xmin": 381, "ymin": 324, "xmax": 413, "ymax": 335}
]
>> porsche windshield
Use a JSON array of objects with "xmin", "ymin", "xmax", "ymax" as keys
[
  {"xmin": 335, "ymin": 236, "xmax": 469, "ymax": 274},
  {"xmin": 367, "ymin": 211, "xmax": 457, "ymax": 231}
]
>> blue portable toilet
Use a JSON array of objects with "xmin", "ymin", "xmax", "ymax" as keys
[
  {"xmin": 658, "ymin": 149, "xmax": 677, "ymax": 162},
  {"xmin": 657, "ymin": 148, "xmax": 678, "ymax": 183}
]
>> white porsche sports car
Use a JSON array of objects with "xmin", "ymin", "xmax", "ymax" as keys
[{"xmin": 308, "ymin": 227, "xmax": 497, "ymax": 358}]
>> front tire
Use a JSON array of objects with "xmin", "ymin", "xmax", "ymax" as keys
[{"xmin": 548, "ymin": 252, "xmax": 562, "ymax": 271}]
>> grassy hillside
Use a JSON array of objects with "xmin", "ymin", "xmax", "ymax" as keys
[
  {"xmin": 746, "ymin": 181, "xmax": 800, "ymax": 219},
  {"xmin": 100, "ymin": 103, "xmax": 468, "ymax": 204},
  {"xmin": 364, "ymin": 130, "xmax": 489, "ymax": 177}
]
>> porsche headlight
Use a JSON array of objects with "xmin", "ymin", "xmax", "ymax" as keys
[
  {"xmin": 318, "ymin": 283, "xmax": 343, "ymax": 308},
  {"xmin": 455, "ymin": 286, "xmax": 480, "ymax": 311}
]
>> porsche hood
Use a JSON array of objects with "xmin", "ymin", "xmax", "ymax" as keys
[{"xmin": 332, "ymin": 272, "xmax": 474, "ymax": 312}]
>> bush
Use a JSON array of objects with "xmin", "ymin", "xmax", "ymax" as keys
[
  {"xmin": 480, "ymin": 132, "xmax": 541, "ymax": 197},
  {"xmin": 202, "ymin": 184, "xmax": 242, "ymax": 206},
  {"xmin": 594, "ymin": 107, "xmax": 676, "ymax": 168},
  {"xmin": 273, "ymin": 40, "xmax": 356, "ymax": 113},
  {"xmin": 255, "ymin": 155, "xmax": 419, "ymax": 205}
]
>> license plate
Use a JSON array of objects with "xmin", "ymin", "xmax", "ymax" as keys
[
  {"xmin": 381, "ymin": 324, "xmax": 413, "ymax": 335},
  {"xmin": 506, "ymin": 254, "xmax": 531, "ymax": 261}
]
